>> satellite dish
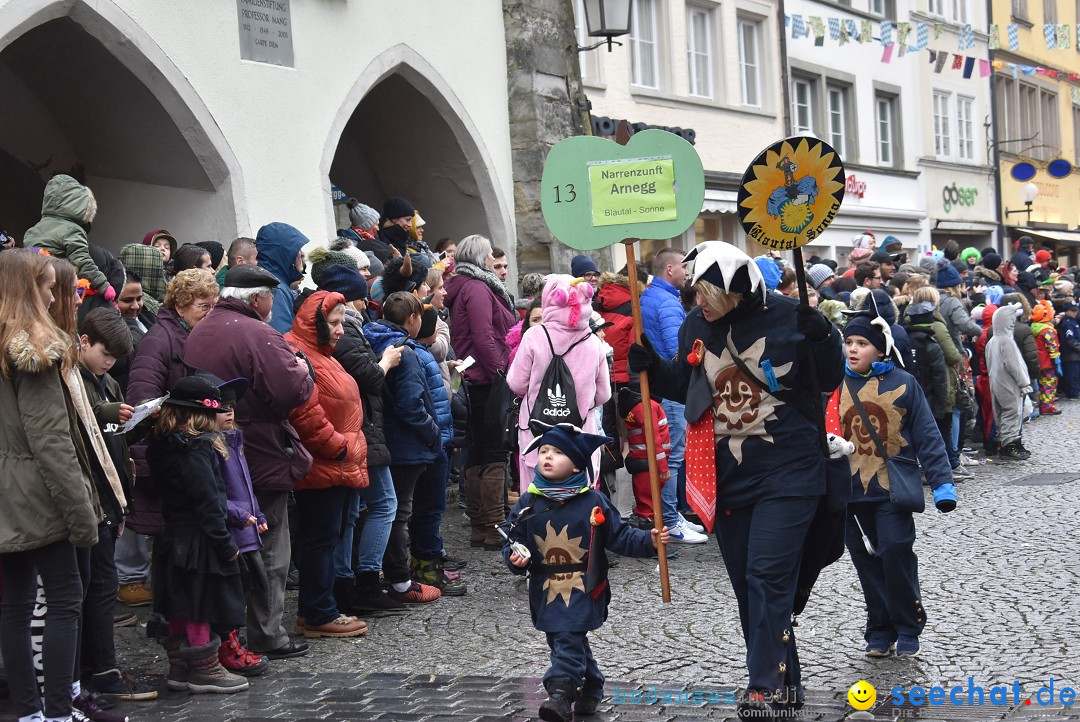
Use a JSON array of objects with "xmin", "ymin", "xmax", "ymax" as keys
[
  {"xmin": 1047, "ymin": 158, "xmax": 1072, "ymax": 178},
  {"xmin": 1010, "ymin": 162, "xmax": 1037, "ymax": 182}
]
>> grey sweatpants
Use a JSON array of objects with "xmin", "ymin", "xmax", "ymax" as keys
[
  {"xmin": 991, "ymin": 391, "xmax": 1023, "ymax": 445},
  {"xmin": 247, "ymin": 490, "xmax": 291, "ymax": 651}
]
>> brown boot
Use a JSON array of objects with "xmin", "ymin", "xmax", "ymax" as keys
[
  {"xmin": 182, "ymin": 636, "xmax": 250, "ymax": 693},
  {"xmin": 480, "ymin": 462, "xmax": 508, "ymax": 550},
  {"xmin": 465, "ymin": 465, "xmax": 485, "ymax": 547},
  {"xmin": 302, "ymin": 614, "xmax": 368, "ymax": 638},
  {"xmin": 162, "ymin": 636, "xmax": 188, "ymax": 691}
]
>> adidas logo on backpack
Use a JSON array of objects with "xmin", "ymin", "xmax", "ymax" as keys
[{"xmin": 530, "ymin": 329, "xmax": 589, "ymax": 428}]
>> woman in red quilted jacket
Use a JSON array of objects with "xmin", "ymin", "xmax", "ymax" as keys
[{"xmin": 285, "ymin": 291, "xmax": 369, "ymax": 639}]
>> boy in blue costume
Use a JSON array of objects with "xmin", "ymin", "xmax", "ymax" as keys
[
  {"xmin": 503, "ymin": 421, "xmax": 669, "ymax": 722},
  {"xmin": 831, "ymin": 312, "xmax": 957, "ymax": 658}
]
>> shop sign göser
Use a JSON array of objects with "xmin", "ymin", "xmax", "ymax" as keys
[{"xmin": 942, "ymin": 183, "xmax": 978, "ymax": 214}]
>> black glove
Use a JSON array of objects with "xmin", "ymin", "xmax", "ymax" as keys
[
  {"xmin": 796, "ymin": 304, "xmax": 831, "ymax": 343},
  {"xmin": 627, "ymin": 334, "xmax": 660, "ymax": 373}
]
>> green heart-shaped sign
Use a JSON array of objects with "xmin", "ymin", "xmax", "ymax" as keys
[{"xmin": 541, "ymin": 129, "xmax": 706, "ymax": 250}]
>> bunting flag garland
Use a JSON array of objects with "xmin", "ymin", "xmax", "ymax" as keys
[
  {"xmin": 962, "ymin": 56, "xmax": 976, "ymax": 78},
  {"xmin": 979, "ymin": 58, "xmax": 992, "ymax": 77},
  {"xmin": 1071, "ymin": 86, "xmax": 1080, "ymax": 106},
  {"xmin": 1008, "ymin": 23, "xmax": 1020, "ymax": 50},
  {"xmin": 958, "ymin": 24, "xmax": 975, "ymax": 50},
  {"xmin": 828, "ymin": 16, "xmax": 842, "ymax": 41},
  {"xmin": 846, "ymin": 19, "xmax": 860, "ymax": 42},
  {"xmin": 810, "ymin": 16, "xmax": 826, "ymax": 46},
  {"xmin": 934, "ymin": 23, "xmax": 944, "ymax": 39},
  {"xmin": 952, "ymin": 53, "xmax": 963, "ymax": 70},
  {"xmin": 988, "ymin": 24, "xmax": 1000, "ymax": 50},
  {"xmin": 1057, "ymin": 23, "xmax": 1071, "ymax": 50},
  {"xmin": 897, "ymin": 22, "xmax": 911, "ymax": 55},
  {"xmin": 935, "ymin": 50, "xmax": 950, "ymax": 73},
  {"xmin": 791, "ymin": 14, "xmax": 806, "ymax": 39},
  {"xmin": 1044, "ymin": 23, "xmax": 1057, "ymax": 50},
  {"xmin": 861, "ymin": 19, "xmax": 873, "ymax": 43},
  {"xmin": 880, "ymin": 20, "xmax": 893, "ymax": 46},
  {"xmin": 882, "ymin": 44, "xmax": 894, "ymax": 63},
  {"xmin": 913, "ymin": 22, "xmax": 929, "ymax": 50}
]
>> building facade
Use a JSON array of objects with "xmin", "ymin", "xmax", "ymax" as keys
[
  {"xmin": 0, "ymin": 0, "xmax": 518, "ymax": 278},
  {"xmin": 571, "ymin": 0, "xmax": 785, "ymax": 268},
  {"xmin": 991, "ymin": 0, "xmax": 1080, "ymax": 265}
]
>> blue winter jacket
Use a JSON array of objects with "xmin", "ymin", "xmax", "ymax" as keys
[
  {"xmin": 256, "ymin": 222, "xmax": 309, "ymax": 335},
  {"xmin": 416, "ymin": 343, "xmax": 453, "ymax": 446},
  {"xmin": 640, "ymin": 278, "xmax": 686, "ymax": 360},
  {"xmin": 363, "ymin": 320, "xmax": 440, "ymax": 465},
  {"xmin": 838, "ymin": 367, "xmax": 953, "ymax": 510}
]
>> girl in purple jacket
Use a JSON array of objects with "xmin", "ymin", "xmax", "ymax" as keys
[{"xmin": 209, "ymin": 375, "xmax": 270, "ymax": 678}]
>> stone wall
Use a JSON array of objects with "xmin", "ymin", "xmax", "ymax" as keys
[{"xmin": 503, "ymin": 0, "xmax": 591, "ymax": 277}]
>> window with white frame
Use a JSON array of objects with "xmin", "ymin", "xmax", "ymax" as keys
[
  {"xmin": 573, "ymin": 0, "xmax": 598, "ymax": 83},
  {"xmin": 791, "ymin": 77, "xmax": 815, "ymax": 134},
  {"xmin": 827, "ymin": 85, "xmax": 849, "ymax": 157},
  {"xmin": 1040, "ymin": 88, "xmax": 1060, "ymax": 159},
  {"xmin": 738, "ymin": 18, "xmax": 762, "ymax": 107},
  {"xmin": 996, "ymin": 76, "xmax": 1015, "ymax": 144},
  {"xmin": 950, "ymin": 0, "xmax": 969, "ymax": 22},
  {"xmin": 1012, "ymin": 0, "xmax": 1028, "ymax": 19},
  {"xmin": 933, "ymin": 91, "xmax": 951, "ymax": 157},
  {"xmin": 957, "ymin": 96, "xmax": 975, "ymax": 160},
  {"xmin": 929, "ymin": 0, "xmax": 946, "ymax": 16},
  {"xmin": 870, "ymin": 0, "xmax": 897, "ymax": 17},
  {"xmin": 687, "ymin": 6, "xmax": 714, "ymax": 99},
  {"xmin": 999, "ymin": 82, "xmax": 1057, "ymax": 161},
  {"xmin": 630, "ymin": 0, "xmax": 660, "ymax": 89},
  {"xmin": 876, "ymin": 94, "xmax": 897, "ymax": 165}
]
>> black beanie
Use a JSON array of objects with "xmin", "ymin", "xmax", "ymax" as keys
[
  {"xmin": 844, "ymin": 313, "xmax": 888, "ymax": 355},
  {"xmin": 982, "ymin": 252, "xmax": 1002, "ymax": 271},
  {"xmin": 195, "ymin": 241, "xmax": 225, "ymax": 269},
  {"xmin": 383, "ymin": 196, "xmax": 415, "ymax": 221}
]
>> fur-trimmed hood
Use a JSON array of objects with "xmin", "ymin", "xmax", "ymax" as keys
[
  {"xmin": 6, "ymin": 330, "xmax": 67, "ymax": 374},
  {"xmin": 39, "ymin": 174, "xmax": 96, "ymax": 226}
]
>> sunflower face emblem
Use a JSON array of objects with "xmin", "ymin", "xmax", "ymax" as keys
[
  {"xmin": 702, "ymin": 338, "xmax": 793, "ymax": 465},
  {"xmin": 839, "ymin": 378, "xmax": 907, "ymax": 493},
  {"xmin": 534, "ymin": 521, "xmax": 587, "ymax": 606},
  {"xmin": 737, "ymin": 137, "xmax": 846, "ymax": 251}
]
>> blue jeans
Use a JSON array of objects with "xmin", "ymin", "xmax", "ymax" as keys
[
  {"xmin": 845, "ymin": 502, "xmax": 924, "ymax": 642},
  {"xmin": 113, "ymin": 529, "xmax": 150, "ymax": 584},
  {"xmin": 544, "ymin": 631, "xmax": 603, "ymax": 698},
  {"xmin": 333, "ymin": 465, "xmax": 397, "ymax": 577},
  {"xmin": 294, "ymin": 486, "xmax": 350, "ymax": 627},
  {"xmin": 410, "ymin": 448, "xmax": 449, "ymax": 559},
  {"xmin": 659, "ymin": 399, "xmax": 686, "ymax": 527}
]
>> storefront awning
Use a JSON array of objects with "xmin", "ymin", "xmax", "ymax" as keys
[
  {"xmin": 701, "ymin": 188, "xmax": 737, "ymax": 215},
  {"xmin": 1012, "ymin": 227, "xmax": 1080, "ymax": 246},
  {"xmin": 934, "ymin": 221, "xmax": 998, "ymax": 233}
]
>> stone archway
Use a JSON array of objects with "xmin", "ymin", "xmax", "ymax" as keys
[
  {"xmin": 0, "ymin": 0, "xmax": 247, "ymax": 248},
  {"xmin": 322, "ymin": 45, "xmax": 513, "ymax": 263}
]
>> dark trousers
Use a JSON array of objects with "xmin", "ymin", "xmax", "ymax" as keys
[
  {"xmin": 1063, "ymin": 360, "xmax": 1080, "ymax": 398},
  {"xmin": 544, "ymin": 630, "xmax": 603, "ymax": 699},
  {"xmin": 935, "ymin": 415, "xmax": 959, "ymax": 469},
  {"xmin": 845, "ymin": 503, "xmax": 925, "ymax": 642},
  {"xmin": 82, "ymin": 523, "xmax": 119, "ymax": 677},
  {"xmin": 466, "ymin": 384, "xmax": 509, "ymax": 467},
  {"xmin": 294, "ymin": 487, "xmax": 351, "ymax": 627},
  {"xmin": 410, "ymin": 448, "xmax": 448, "ymax": 560},
  {"xmin": 715, "ymin": 496, "xmax": 815, "ymax": 697},
  {"xmin": 1, "ymin": 540, "xmax": 84, "ymax": 719},
  {"xmin": 383, "ymin": 464, "xmax": 424, "ymax": 585}
]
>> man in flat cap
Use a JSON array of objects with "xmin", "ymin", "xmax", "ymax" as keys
[{"xmin": 185, "ymin": 260, "xmax": 315, "ymax": 661}]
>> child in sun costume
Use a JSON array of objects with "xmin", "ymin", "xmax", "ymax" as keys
[
  {"xmin": 830, "ymin": 312, "xmax": 956, "ymax": 660},
  {"xmin": 502, "ymin": 421, "xmax": 666, "ymax": 722}
]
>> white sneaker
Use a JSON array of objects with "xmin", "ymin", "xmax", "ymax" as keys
[
  {"xmin": 668, "ymin": 521, "xmax": 708, "ymax": 544},
  {"xmin": 679, "ymin": 514, "xmax": 706, "ymax": 534},
  {"xmin": 951, "ymin": 465, "xmax": 973, "ymax": 480},
  {"xmin": 959, "ymin": 453, "xmax": 979, "ymax": 466}
]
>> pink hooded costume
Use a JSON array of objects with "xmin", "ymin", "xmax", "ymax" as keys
[{"xmin": 507, "ymin": 274, "xmax": 611, "ymax": 492}]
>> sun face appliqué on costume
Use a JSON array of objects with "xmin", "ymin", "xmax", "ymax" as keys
[
  {"xmin": 702, "ymin": 337, "xmax": 793, "ymax": 465},
  {"xmin": 839, "ymin": 377, "xmax": 907, "ymax": 493},
  {"xmin": 535, "ymin": 521, "xmax": 587, "ymax": 606}
]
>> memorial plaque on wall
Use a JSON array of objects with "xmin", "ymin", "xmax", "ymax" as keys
[{"xmin": 236, "ymin": 0, "xmax": 294, "ymax": 67}]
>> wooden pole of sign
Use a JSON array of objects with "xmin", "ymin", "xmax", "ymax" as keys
[{"xmin": 622, "ymin": 238, "xmax": 672, "ymax": 603}]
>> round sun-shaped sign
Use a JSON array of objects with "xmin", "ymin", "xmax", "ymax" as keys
[{"xmin": 736, "ymin": 137, "xmax": 846, "ymax": 251}]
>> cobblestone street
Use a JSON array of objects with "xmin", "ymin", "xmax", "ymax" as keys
[{"xmin": 4, "ymin": 410, "xmax": 1080, "ymax": 721}]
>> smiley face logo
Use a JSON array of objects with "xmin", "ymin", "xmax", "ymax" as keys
[{"xmin": 848, "ymin": 680, "xmax": 877, "ymax": 710}]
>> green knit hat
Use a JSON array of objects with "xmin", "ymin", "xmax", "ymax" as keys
[{"xmin": 308, "ymin": 246, "xmax": 358, "ymax": 285}]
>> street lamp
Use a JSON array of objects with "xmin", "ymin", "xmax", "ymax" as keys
[
  {"xmin": 580, "ymin": 0, "xmax": 633, "ymax": 52},
  {"xmin": 1005, "ymin": 181, "xmax": 1040, "ymax": 225}
]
